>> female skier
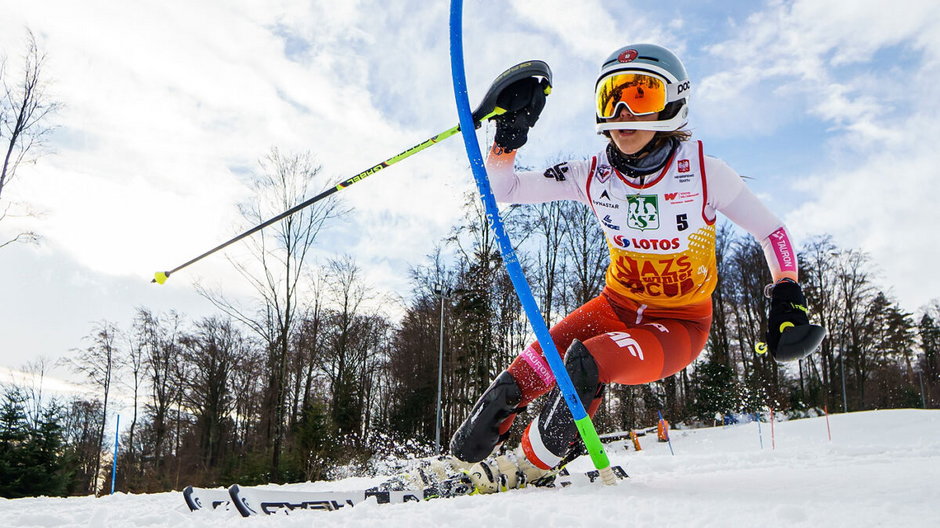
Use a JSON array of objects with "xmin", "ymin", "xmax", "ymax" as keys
[{"xmin": 448, "ymin": 43, "xmax": 814, "ymax": 491}]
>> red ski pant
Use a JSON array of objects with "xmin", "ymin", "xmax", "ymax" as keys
[{"xmin": 499, "ymin": 287, "xmax": 711, "ymax": 438}]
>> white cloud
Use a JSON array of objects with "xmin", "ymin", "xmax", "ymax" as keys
[
  {"xmin": 508, "ymin": 0, "xmax": 678, "ymax": 60},
  {"xmin": 697, "ymin": 1, "xmax": 940, "ymax": 138},
  {"xmin": 0, "ymin": 365, "xmax": 92, "ymax": 399},
  {"xmin": 2, "ymin": 1, "xmax": 453, "ymax": 278},
  {"xmin": 697, "ymin": 0, "xmax": 940, "ymax": 309}
]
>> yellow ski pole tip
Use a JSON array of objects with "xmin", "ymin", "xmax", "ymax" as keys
[
  {"xmin": 153, "ymin": 272, "xmax": 169, "ymax": 285},
  {"xmin": 755, "ymin": 342, "xmax": 768, "ymax": 355}
]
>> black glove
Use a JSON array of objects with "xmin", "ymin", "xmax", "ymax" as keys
[
  {"xmin": 493, "ymin": 77, "xmax": 548, "ymax": 151},
  {"xmin": 766, "ymin": 279, "xmax": 810, "ymax": 354}
]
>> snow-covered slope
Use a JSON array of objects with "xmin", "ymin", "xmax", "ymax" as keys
[{"xmin": 4, "ymin": 409, "xmax": 938, "ymax": 527}]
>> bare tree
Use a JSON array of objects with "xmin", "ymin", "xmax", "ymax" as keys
[
  {"xmin": 180, "ymin": 316, "xmax": 243, "ymax": 469},
  {"xmin": 799, "ymin": 236, "xmax": 841, "ymax": 407},
  {"xmin": 120, "ymin": 313, "xmax": 150, "ymax": 490},
  {"xmin": 527, "ymin": 200, "xmax": 566, "ymax": 322},
  {"xmin": 319, "ymin": 255, "xmax": 369, "ymax": 441},
  {"xmin": 707, "ymin": 223, "xmax": 735, "ymax": 368},
  {"xmin": 72, "ymin": 321, "xmax": 121, "ymax": 495},
  {"xmin": 834, "ymin": 249, "xmax": 877, "ymax": 410},
  {"xmin": 559, "ymin": 200, "xmax": 607, "ymax": 311},
  {"xmin": 17, "ymin": 356, "xmax": 54, "ymax": 428},
  {"xmin": 137, "ymin": 308, "xmax": 184, "ymax": 475},
  {"xmin": 290, "ymin": 267, "xmax": 328, "ymax": 428},
  {"xmin": 198, "ymin": 148, "xmax": 347, "ymax": 481},
  {"xmin": 0, "ymin": 29, "xmax": 60, "ymax": 248}
]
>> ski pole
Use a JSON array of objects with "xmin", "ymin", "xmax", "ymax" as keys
[
  {"xmin": 449, "ymin": 0, "xmax": 616, "ymax": 485},
  {"xmin": 151, "ymin": 110, "xmax": 504, "ymax": 285}
]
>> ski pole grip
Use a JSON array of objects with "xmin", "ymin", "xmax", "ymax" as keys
[{"xmin": 470, "ymin": 60, "xmax": 552, "ymax": 124}]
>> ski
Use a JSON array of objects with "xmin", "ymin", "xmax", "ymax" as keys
[
  {"xmin": 227, "ymin": 472, "xmax": 476, "ymax": 517},
  {"xmin": 224, "ymin": 465, "xmax": 627, "ymax": 517},
  {"xmin": 182, "ymin": 485, "xmax": 231, "ymax": 512}
]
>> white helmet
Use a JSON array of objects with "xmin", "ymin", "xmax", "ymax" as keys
[{"xmin": 595, "ymin": 44, "xmax": 691, "ymax": 133}]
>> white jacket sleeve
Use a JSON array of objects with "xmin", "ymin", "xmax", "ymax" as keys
[
  {"xmin": 485, "ymin": 149, "xmax": 590, "ymax": 205},
  {"xmin": 705, "ymin": 156, "xmax": 799, "ymax": 282}
]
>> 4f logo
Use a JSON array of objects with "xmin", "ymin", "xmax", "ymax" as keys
[
  {"xmin": 544, "ymin": 162, "xmax": 569, "ymax": 181},
  {"xmin": 608, "ymin": 332, "xmax": 644, "ymax": 360},
  {"xmin": 626, "ymin": 194, "xmax": 659, "ymax": 230}
]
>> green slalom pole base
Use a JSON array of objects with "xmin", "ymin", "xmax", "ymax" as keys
[{"xmin": 575, "ymin": 416, "xmax": 617, "ymax": 484}]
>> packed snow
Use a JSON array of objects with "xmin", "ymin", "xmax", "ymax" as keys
[{"xmin": 3, "ymin": 409, "xmax": 937, "ymax": 527}]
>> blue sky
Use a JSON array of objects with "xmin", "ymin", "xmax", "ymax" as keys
[{"xmin": 1, "ymin": 0, "xmax": 939, "ymax": 391}]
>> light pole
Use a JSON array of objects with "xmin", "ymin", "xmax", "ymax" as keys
[
  {"xmin": 840, "ymin": 352, "xmax": 848, "ymax": 413},
  {"xmin": 434, "ymin": 287, "xmax": 449, "ymax": 455},
  {"xmin": 919, "ymin": 370, "xmax": 926, "ymax": 408}
]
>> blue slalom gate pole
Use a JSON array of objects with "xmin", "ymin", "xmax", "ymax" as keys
[
  {"xmin": 755, "ymin": 412, "xmax": 764, "ymax": 450},
  {"xmin": 110, "ymin": 414, "xmax": 120, "ymax": 495},
  {"xmin": 448, "ymin": 0, "xmax": 613, "ymax": 481}
]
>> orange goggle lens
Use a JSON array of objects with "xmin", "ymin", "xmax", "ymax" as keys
[{"xmin": 595, "ymin": 73, "xmax": 668, "ymax": 118}]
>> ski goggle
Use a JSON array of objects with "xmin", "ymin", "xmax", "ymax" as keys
[{"xmin": 595, "ymin": 72, "xmax": 673, "ymax": 118}]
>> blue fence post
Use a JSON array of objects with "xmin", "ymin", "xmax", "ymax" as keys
[
  {"xmin": 755, "ymin": 412, "xmax": 764, "ymax": 450},
  {"xmin": 110, "ymin": 414, "xmax": 120, "ymax": 495}
]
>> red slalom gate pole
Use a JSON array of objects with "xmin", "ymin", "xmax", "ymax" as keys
[
  {"xmin": 770, "ymin": 407, "xmax": 776, "ymax": 450},
  {"xmin": 824, "ymin": 405, "xmax": 832, "ymax": 441}
]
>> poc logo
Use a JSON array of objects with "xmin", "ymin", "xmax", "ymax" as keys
[
  {"xmin": 608, "ymin": 332, "xmax": 644, "ymax": 360},
  {"xmin": 676, "ymin": 81, "xmax": 691, "ymax": 95}
]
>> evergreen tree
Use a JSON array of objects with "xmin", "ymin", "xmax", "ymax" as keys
[
  {"xmin": 0, "ymin": 390, "xmax": 29, "ymax": 497},
  {"xmin": 20, "ymin": 404, "xmax": 71, "ymax": 497},
  {"xmin": 689, "ymin": 361, "xmax": 740, "ymax": 422},
  {"xmin": 0, "ymin": 391, "xmax": 70, "ymax": 498}
]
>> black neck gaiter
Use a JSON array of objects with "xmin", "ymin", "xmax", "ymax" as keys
[{"xmin": 607, "ymin": 137, "xmax": 679, "ymax": 179}]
